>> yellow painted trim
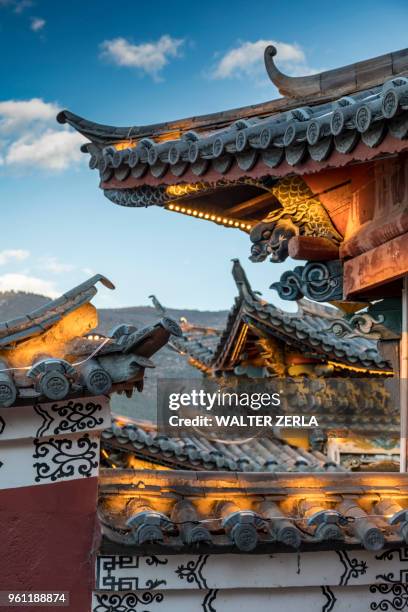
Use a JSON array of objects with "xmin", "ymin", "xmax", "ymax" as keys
[
  {"xmin": 165, "ymin": 203, "xmax": 253, "ymax": 232},
  {"xmin": 230, "ymin": 324, "xmax": 248, "ymax": 365},
  {"xmin": 328, "ymin": 360, "xmax": 393, "ymax": 376}
]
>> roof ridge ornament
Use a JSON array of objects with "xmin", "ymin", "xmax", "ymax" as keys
[
  {"xmin": 148, "ymin": 295, "xmax": 167, "ymax": 316},
  {"xmin": 264, "ymin": 44, "xmax": 408, "ymax": 100},
  {"xmin": 231, "ymin": 259, "xmax": 255, "ymax": 298}
]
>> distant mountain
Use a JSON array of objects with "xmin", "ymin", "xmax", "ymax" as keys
[
  {"xmin": 0, "ymin": 291, "xmax": 228, "ymax": 420},
  {"xmin": 97, "ymin": 305, "xmax": 228, "ymax": 419},
  {"xmin": 0, "ymin": 291, "xmax": 49, "ymax": 320}
]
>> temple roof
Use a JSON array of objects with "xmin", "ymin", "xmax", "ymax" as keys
[
  {"xmin": 0, "ymin": 275, "xmax": 182, "ymax": 407},
  {"xmin": 154, "ymin": 260, "xmax": 391, "ymax": 373},
  {"xmin": 102, "ymin": 414, "xmax": 342, "ymax": 473},
  {"xmin": 98, "ymin": 469, "xmax": 408, "ymax": 554},
  {"xmin": 58, "ymin": 46, "xmax": 408, "ymax": 187},
  {"xmin": 0, "ymin": 274, "xmax": 114, "ymax": 347}
]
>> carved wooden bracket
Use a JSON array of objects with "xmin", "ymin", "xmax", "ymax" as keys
[{"xmin": 270, "ymin": 260, "xmax": 343, "ymax": 302}]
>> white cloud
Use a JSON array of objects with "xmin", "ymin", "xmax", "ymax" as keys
[
  {"xmin": 0, "ymin": 273, "xmax": 58, "ymax": 297},
  {"xmin": 211, "ymin": 39, "xmax": 314, "ymax": 81},
  {"xmin": 0, "ymin": 98, "xmax": 59, "ymax": 132},
  {"xmin": 0, "ymin": 0, "xmax": 32, "ymax": 11},
  {"xmin": 14, "ymin": 0, "xmax": 32, "ymax": 12},
  {"xmin": 39, "ymin": 257, "xmax": 75, "ymax": 274},
  {"xmin": 0, "ymin": 249, "xmax": 29, "ymax": 265},
  {"xmin": 30, "ymin": 17, "xmax": 45, "ymax": 32},
  {"xmin": 6, "ymin": 129, "xmax": 86, "ymax": 170},
  {"xmin": 0, "ymin": 98, "xmax": 87, "ymax": 172},
  {"xmin": 82, "ymin": 267, "xmax": 95, "ymax": 276},
  {"xmin": 100, "ymin": 35, "xmax": 184, "ymax": 80},
  {"xmin": 36, "ymin": 258, "xmax": 96, "ymax": 278}
]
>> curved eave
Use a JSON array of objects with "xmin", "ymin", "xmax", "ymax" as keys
[
  {"xmin": 57, "ymin": 97, "xmax": 294, "ymax": 147},
  {"xmin": 95, "ymin": 78, "xmax": 408, "ymax": 189},
  {"xmin": 265, "ymin": 45, "xmax": 408, "ymax": 99},
  {"xmin": 0, "ymin": 273, "xmax": 114, "ymax": 347},
  {"xmin": 58, "ymin": 47, "xmax": 408, "ymax": 148},
  {"xmin": 101, "ymin": 134, "xmax": 408, "ymax": 195},
  {"xmin": 242, "ymin": 304, "xmax": 391, "ymax": 372}
]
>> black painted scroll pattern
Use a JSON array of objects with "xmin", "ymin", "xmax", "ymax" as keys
[{"xmin": 32, "ymin": 434, "xmax": 98, "ymax": 482}]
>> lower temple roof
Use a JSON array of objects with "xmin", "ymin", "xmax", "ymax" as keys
[
  {"xmin": 154, "ymin": 260, "xmax": 392, "ymax": 374},
  {"xmin": 0, "ymin": 274, "xmax": 182, "ymax": 407},
  {"xmin": 98, "ymin": 469, "xmax": 408, "ymax": 554},
  {"xmin": 102, "ymin": 414, "xmax": 343, "ymax": 473}
]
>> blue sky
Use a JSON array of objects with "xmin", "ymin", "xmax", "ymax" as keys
[{"xmin": 0, "ymin": 0, "xmax": 407, "ymax": 309}]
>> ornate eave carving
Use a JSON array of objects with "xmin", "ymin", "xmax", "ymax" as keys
[
  {"xmin": 249, "ymin": 176, "xmax": 343, "ymax": 264},
  {"xmin": 271, "ymin": 261, "xmax": 343, "ymax": 302}
]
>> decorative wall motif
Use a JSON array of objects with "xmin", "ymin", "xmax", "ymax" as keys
[
  {"xmin": 375, "ymin": 549, "xmax": 408, "ymax": 584},
  {"xmin": 202, "ymin": 589, "xmax": 218, "ymax": 612},
  {"xmin": 95, "ymin": 550, "xmax": 408, "ymax": 592},
  {"xmin": 271, "ymin": 260, "xmax": 343, "ymax": 302},
  {"xmin": 96, "ymin": 556, "xmax": 169, "ymax": 592},
  {"xmin": 35, "ymin": 400, "xmax": 104, "ymax": 436},
  {"xmin": 96, "ymin": 557, "xmax": 141, "ymax": 591},
  {"xmin": 55, "ymin": 401, "xmax": 104, "ymax": 434},
  {"xmin": 91, "ymin": 583, "xmax": 408, "ymax": 612},
  {"xmin": 0, "ymin": 396, "xmax": 110, "ymax": 443},
  {"xmin": 175, "ymin": 556, "xmax": 209, "ymax": 589},
  {"xmin": 145, "ymin": 556, "xmax": 169, "ymax": 567},
  {"xmin": 34, "ymin": 404, "xmax": 54, "ymax": 437},
  {"xmin": 369, "ymin": 583, "xmax": 408, "ymax": 610},
  {"xmin": 336, "ymin": 550, "xmax": 368, "ymax": 586},
  {"xmin": 0, "ymin": 397, "xmax": 106, "ymax": 490},
  {"xmin": 321, "ymin": 586, "xmax": 337, "ymax": 612},
  {"xmin": 33, "ymin": 434, "xmax": 98, "ymax": 482},
  {"xmin": 91, "ymin": 547, "xmax": 408, "ymax": 610},
  {"xmin": 93, "ymin": 591, "xmax": 164, "ymax": 612}
]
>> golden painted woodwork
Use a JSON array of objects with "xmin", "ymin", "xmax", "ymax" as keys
[
  {"xmin": 344, "ymin": 232, "xmax": 408, "ymax": 297},
  {"xmin": 1, "ymin": 303, "xmax": 98, "ymax": 368},
  {"xmin": 250, "ymin": 176, "xmax": 343, "ymax": 263},
  {"xmin": 267, "ymin": 176, "xmax": 343, "ymax": 242}
]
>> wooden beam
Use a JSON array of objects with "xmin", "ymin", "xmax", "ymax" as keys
[
  {"xmin": 227, "ymin": 192, "xmax": 275, "ymax": 217},
  {"xmin": 100, "ymin": 468, "xmax": 408, "ymax": 497},
  {"xmin": 344, "ymin": 232, "xmax": 408, "ymax": 297},
  {"xmin": 288, "ymin": 236, "xmax": 339, "ymax": 261}
]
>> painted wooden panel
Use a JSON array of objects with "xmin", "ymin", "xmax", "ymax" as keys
[{"xmin": 343, "ymin": 232, "xmax": 408, "ymax": 296}]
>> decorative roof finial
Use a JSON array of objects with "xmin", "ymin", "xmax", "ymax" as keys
[
  {"xmin": 149, "ymin": 294, "xmax": 166, "ymax": 315},
  {"xmin": 231, "ymin": 258, "xmax": 255, "ymax": 298}
]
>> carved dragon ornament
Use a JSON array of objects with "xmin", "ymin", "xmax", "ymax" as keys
[{"xmin": 249, "ymin": 175, "xmax": 343, "ymax": 263}]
